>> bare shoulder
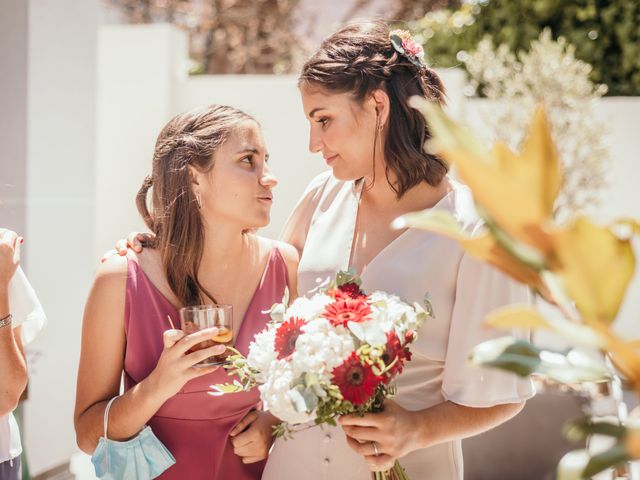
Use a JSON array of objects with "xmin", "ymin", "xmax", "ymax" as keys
[
  {"xmin": 94, "ymin": 253, "xmax": 129, "ymax": 282},
  {"xmin": 261, "ymin": 237, "xmax": 299, "ymax": 297},
  {"xmin": 255, "ymin": 235, "xmax": 299, "ymax": 271},
  {"xmin": 271, "ymin": 239, "xmax": 300, "ymax": 268}
]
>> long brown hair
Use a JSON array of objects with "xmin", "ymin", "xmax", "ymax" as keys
[
  {"xmin": 136, "ymin": 105, "xmax": 255, "ymax": 307},
  {"xmin": 299, "ymin": 20, "xmax": 448, "ymax": 197}
]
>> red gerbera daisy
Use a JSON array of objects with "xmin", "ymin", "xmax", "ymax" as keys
[
  {"xmin": 332, "ymin": 352, "xmax": 382, "ymax": 405},
  {"xmin": 274, "ymin": 317, "xmax": 306, "ymax": 360},
  {"xmin": 323, "ymin": 297, "xmax": 372, "ymax": 327},
  {"xmin": 381, "ymin": 331, "xmax": 413, "ymax": 382},
  {"xmin": 329, "ymin": 282, "xmax": 367, "ymax": 300}
]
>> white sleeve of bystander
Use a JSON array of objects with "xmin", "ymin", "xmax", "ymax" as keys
[{"xmin": 8, "ymin": 267, "xmax": 47, "ymax": 346}]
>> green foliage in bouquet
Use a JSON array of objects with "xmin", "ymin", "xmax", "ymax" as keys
[
  {"xmin": 408, "ymin": 0, "xmax": 640, "ymax": 96},
  {"xmin": 397, "ymin": 96, "xmax": 640, "ymax": 478}
]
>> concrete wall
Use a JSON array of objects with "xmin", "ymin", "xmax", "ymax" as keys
[
  {"xmin": 0, "ymin": 0, "xmax": 29, "ymax": 243},
  {"xmin": 22, "ymin": 0, "xmax": 99, "ymax": 474},
  {"xmin": 95, "ymin": 24, "xmax": 187, "ymax": 261}
]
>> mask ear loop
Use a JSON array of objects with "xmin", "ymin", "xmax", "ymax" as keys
[{"xmin": 103, "ymin": 397, "xmax": 118, "ymax": 472}]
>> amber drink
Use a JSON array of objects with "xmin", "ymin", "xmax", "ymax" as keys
[{"xmin": 179, "ymin": 305, "xmax": 233, "ymax": 367}]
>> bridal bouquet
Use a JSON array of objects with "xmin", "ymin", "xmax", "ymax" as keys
[{"xmin": 210, "ymin": 270, "xmax": 431, "ymax": 480}]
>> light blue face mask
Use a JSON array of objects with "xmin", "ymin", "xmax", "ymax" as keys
[{"xmin": 91, "ymin": 397, "xmax": 176, "ymax": 480}]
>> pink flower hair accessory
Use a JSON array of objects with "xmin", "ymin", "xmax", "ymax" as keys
[{"xmin": 389, "ymin": 29, "xmax": 426, "ymax": 69}]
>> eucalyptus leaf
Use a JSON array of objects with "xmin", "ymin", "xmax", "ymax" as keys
[
  {"xmin": 208, "ymin": 381, "xmax": 245, "ymax": 396},
  {"xmin": 423, "ymin": 292, "xmax": 434, "ymax": 318},
  {"xmin": 471, "ymin": 337, "xmax": 610, "ymax": 383},
  {"xmin": 389, "ymin": 34, "xmax": 406, "ymax": 56},
  {"xmin": 300, "ymin": 387, "xmax": 319, "ymax": 412},
  {"xmin": 471, "ymin": 337, "xmax": 542, "ymax": 377},
  {"xmin": 336, "ymin": 268, "xmax": 362, "ymax": 287},
  {"xmin": 288, "ymin": 387, "xmax": 309, "ymax": 413},
  {"xmin": 564, "ymin": 419, "xmax": 627, "ymax": 442},
  {"xmin": 484, "ymin": 353, "xmax": 542, "ymax": 377}
]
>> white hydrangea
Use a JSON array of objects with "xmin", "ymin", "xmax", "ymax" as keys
[
  {"xmin": 259, "ymin": 360, "xmax": 316, "ymax": 424},
  {"xmin": 290, "ymin": 318, "xmax": 355, "ymax": 383},
  {"xmin": 246, "ymin": 326, "xmax": 277, "ymax": 383},
  {"xmin": 369, "ymin": 291, "xmax": 421, "ymax": 335},
  {"xmin": 285, "ymin": 293, "xmax": 333, "ymax": 322}
]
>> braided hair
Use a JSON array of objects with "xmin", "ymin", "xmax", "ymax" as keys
[{"xmin": 299, "ymin": 20, "xmax": 448, "ymax": 196}]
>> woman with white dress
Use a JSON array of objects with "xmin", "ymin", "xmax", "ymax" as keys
[
  {"xmin": 260, "ymin": 20, "xmax": 534, "ymax": 479},
  {"xmin": 0, "ymin": 229, "xmax": 47, "ymax": 480}
]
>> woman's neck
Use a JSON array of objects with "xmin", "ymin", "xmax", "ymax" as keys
[
  {"xmin": 361, "ymin": 170, "xmax": 452, "ymax": 214},
  {"xmin": 199, "ymin": 223, "xmax": 250, "ymax": 274}
]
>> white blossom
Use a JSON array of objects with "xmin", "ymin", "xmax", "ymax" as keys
[
  {"xmin": 462, "ymin": 29, "xmax": 609, "ymax": 221},
  {"xmin": 246, "ymin": 326, "xmax": 277, "ymax": 383},
  {"xmin": 290, "ymin": 318, "xmax": 355, "ymax": 382},
  {"xmin": 259, "ymin": 360, "xmax": 316, "ymax": 424}
]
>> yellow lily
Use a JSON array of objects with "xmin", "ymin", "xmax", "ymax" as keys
[
  {"xmin": 409, "ymin": 97, "xmax": 560, "ymax": 255},
  {"xmin": 551, "ymin": 217, "xmax": 636, "ymax": 325}
]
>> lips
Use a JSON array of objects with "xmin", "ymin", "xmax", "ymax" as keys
[{"xmin": 324, "ymin": 154, "xmax": 338, "ymax": 165}]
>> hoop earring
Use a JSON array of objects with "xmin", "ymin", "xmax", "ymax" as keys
[{"xmin": 195, "ymin": 191, "xmax": 202, "ymax": 209}]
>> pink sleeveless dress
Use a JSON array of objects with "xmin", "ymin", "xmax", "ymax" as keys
[{"xmin": 123, "ymin": 248, "xmax": 289, "ymax": 480}]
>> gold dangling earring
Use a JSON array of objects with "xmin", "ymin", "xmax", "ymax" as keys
[
  {"xmin": 377, "ymin": 122, "xmax": 384, "ymax": 156},
  {"xmin": 195, "ymin": 191, "xmax": 202, "ymax": 209}
]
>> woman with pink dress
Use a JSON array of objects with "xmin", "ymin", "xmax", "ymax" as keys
[{"xmin": 74, "ymin": 105, "xmax": 298, "ymax": 479}]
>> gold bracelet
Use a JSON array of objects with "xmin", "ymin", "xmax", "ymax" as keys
[{"xmin": 0, "ymin": 314, "xmax": 12, "ymax": 328}]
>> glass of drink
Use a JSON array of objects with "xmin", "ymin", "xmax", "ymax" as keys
[{"xmin": 179, "ymin": 304, "xmax": 233, "ymax": 367}]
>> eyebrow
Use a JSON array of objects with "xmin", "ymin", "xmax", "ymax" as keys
[{"xmin": 308, "ymin": 108, "xmax": 326, "ymax": 118}]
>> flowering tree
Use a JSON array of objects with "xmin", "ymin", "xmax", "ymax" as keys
[
  {"xmin": 104, "ymin": 0, "xmax": 307, "ymax": 74},
  {"xmin": 461, "ymin": 29, "xmax": 609, "ymax": 222},
  {"xmin": 341, "ymin": 0, "xmax": 461, "ymax": 23}
]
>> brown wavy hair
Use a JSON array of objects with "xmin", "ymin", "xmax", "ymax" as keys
[
  {"xmin": 299, "ymin": 20, "xmax": 448, "ymax": 197},
  {"xmin": 136, "ymin": 105, "xmax": 255, "ymax": 307}
]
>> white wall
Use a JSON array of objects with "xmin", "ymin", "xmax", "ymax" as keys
[
  {"xmin": 23, "ymin": 0, "xmax": 99, "ymax": 474},
  {"xmin": 591, "ymin": 98, "xmax": 640, "ymax": 337},
  {"xmin": 0, "ymin": 0, "xmax": 28, "ymax": 241},
  {"xmin": 95, "ymin": 24, "xmax": 188, "ymax": 260}
]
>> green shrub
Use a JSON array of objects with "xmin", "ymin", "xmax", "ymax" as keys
[{"xmin": 409, "ymin": 0, "xmax": 640, "ymax": 96}]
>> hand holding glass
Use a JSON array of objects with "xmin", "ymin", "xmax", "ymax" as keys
[{"xmin": 179, "ymin": 305, "xmax": 233, "ymax": 367}]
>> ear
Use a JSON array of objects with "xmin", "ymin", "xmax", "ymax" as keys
[
  {"xmin": 187, "ymin": 165, "xmax": 201, "ymax": 186},
  {"xmin": 370, "ymin": 89, "xmax": 391, "ymax": 127}
]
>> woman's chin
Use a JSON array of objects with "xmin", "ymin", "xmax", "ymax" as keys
[
  {"xmin": 245, "ymin": 215, "xmax": 270, "ymax": 231},
  {"xmin": 329, "ymin": 165, "xmax": 362, "ymax": 182}
]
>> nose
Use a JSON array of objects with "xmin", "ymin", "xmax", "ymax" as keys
[
  {"xmin": 308, "ymin": 126, "xmax": 322, "ymax": 154},
  {"xmin": 260, "ymin": 163, "xmax": 278, "ymax": 188}
]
